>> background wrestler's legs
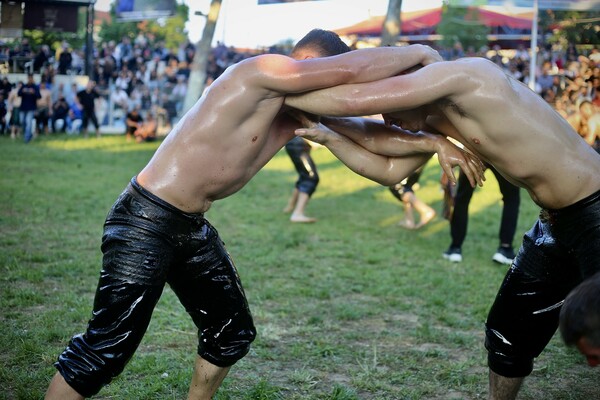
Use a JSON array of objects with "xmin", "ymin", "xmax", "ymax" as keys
[
  {"xmin": 283, "ymin": 188, "xmax": 298, "ymax": 213},
  {"xmin": 291, "ymin": 190, "xmax": 316, "ymax": 223},
  {"xmin": 188, "ymin": 356, "xmax": 230, "ymax": 400},
  {"xmin": 389, "ymin": 166, "xmax": 434, "ymax": 229},
  {"xmin": 284, "ymin": 139, "xmax": 319, "ymax": 223}
]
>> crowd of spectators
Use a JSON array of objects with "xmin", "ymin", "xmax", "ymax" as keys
[
  {"xmin": 0, "ymin": 34, "xmax": 261, "ymax": 142},
  {"xmin": 0, "ymin": 33, "xmax": 598, "ymax": 150}
]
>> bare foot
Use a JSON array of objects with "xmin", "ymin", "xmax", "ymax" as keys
[
  {"xmin": 398, "ymin": 219, "xmax": 417, "ymax": 230},
  {"xmin": 415, "ymin": 210, "xmax": 436, "ymax": 229},
  {"xmin": 283, "ymin": 205, "xmax": 294, "ymax": 213},
  {"xmin": 290, "ymin": 214, "xmax": 317, "ymax": 223}
]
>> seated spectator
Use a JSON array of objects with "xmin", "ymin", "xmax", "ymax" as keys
[
  {"xmin": 110, "ymin": 85, "xmax": 129, "ymax": 111},
  {"xmin": 134, "ymin": 112, "xmax": 157, "ymax": 143},
  {"xmin": 67, "ymin": 101, "xmax": 83, "ymax": 135},
  {"xmin": 52, "ymin": 96, "xmax": 70, "ymax": 133},
  {"xmin": 161, "ymin": 93, "xmax": 177, "ymax": 129},
  {"xmin": 36, "ymin": 81, "xmax": 52, "ymax": 135},
  {"xmin": 125, "ymin": 107, "xmax": 143, "ymax": 141}
]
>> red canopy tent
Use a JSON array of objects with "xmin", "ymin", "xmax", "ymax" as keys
[{"xmin": 334, "ymin": 7, "xmax": 533, "ymax": 37}]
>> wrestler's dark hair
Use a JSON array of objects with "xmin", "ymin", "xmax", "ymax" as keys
[
  {"xmin": 291, "ymin": 29, "xmax": 351, "ymax": 58},
  {"xmin": 559, "ymin": 272, "xmax": 600, "ymax": 347}
]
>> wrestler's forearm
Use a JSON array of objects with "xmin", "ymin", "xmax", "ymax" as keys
[
  {"xmin": 300, "ymin": 128, "xmax": 429, "ymax": 186},
  {"xmin": 330, "ymin": 141, "xmax": 429, "ymax": 186},
  {"xmin": 321, "ymin": 117, "xmax": 443, "ymax": 157}
]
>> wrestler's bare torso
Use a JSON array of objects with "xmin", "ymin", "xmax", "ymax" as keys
[
  {"xmin": 137, "ymin": 60, "xmax": 298, "ymax": 213},
  {"xmin": 411, "ymin": 58, "xmax": 600, "ymax": 209}
]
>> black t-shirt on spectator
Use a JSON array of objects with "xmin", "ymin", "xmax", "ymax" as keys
[{"xmin": 77, "ymin": 89, "xmax": 98, "ymax": 112}]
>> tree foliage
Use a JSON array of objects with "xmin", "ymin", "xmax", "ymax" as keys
[
  {"xmin": 436, "ymin": 4, "xmax": 488, "ymax": 51},
  {"xmin": 98, "ymin": 2, "xmax": 189, "ymax": 49},
  {"xmin": 540, "ymin": 9, "xmax": 600, "ymax": 47}
]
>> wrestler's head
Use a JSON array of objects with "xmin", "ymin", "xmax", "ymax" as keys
[
  {"xmin": 291, "ymin": 29, "xmax": 351, "ymax": 60},
  {"xmin": 382, "ymin": 108, "xmax": 428, "ymax": 133},
  {"xmin": 287, "ymin": 30, "xmax": 352, "ymax": 123},
  {"xmin": 560, "ymin": 273, "xmax": 600, "ymax": 367}
]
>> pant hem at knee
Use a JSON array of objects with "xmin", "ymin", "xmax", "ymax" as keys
[{"xmin": 488, "ymin": 354, "xmax": 533, "ymax": 378}]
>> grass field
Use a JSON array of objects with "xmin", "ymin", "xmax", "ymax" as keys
[{"xmin": 1, "ymin": 134, "xmax": 597, "ymax": 399}]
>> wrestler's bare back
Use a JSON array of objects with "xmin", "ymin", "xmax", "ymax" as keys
[{"xmin": 137, "ymin": 61, "xmax": 298, "ymax": 214}]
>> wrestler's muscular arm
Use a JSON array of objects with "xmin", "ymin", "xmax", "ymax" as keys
[
  {"xmin": 317, "ymin": 116, "xmax": 485, "ymax": 187},
  {"xmin": 295, "ymin": 116, "xmax": 484, "ymax": 187},
  {"xmin": 284, "ymin": 60, "xmax": 466, "ymax": 116},
  {"xmin": 253, "ymin": 44, "xmax": 442, "ymax": 96},
  {"xmin": 237, "ymin": 44, "xmax": 443, "ymax": 164},
  {"xmin": 295, "ymin": 121, "xmax": 429, "ymax": 186}
]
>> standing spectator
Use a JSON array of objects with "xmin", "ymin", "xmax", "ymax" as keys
[
  {"xmin": 94, "ymin": 79, "xmax": 109, "ymax": 127},
  {"xmin": 33, "ymin": 44, "xmax": 51, "ymax": 72},
  {"xmin": 76, "ymin": 80, "xmax": 100, "ymax": 137},
  {"xmin": 0, "ymin": 76, "xmax": 12, "ymax": 98},
  {"xmin": 36, "ymin": 81, "xmax": 52, "ymax": 135},
  {"xmin": 17, "ymin": 73, "xmax": 41, "ymax": 143},
  {"xmin": 101, "ymin": 50, "xmax": 117, "ymax": 83},
  {"xmin": 66, "ymin": 83, "xmax": 79, "ymax": 106},
  {"xmin": 170, "ymin": 76, "xmax": 187, "ymax": 115},
  {"xmin": 0, "ymin": 92, "xmax": 7, "ymax": 135},
  {"xmin": 442, "ymin": 166, "xmax": 521, "ymax": 265},
  {"xmin": 58, "ymin": 43, "xmax": 73, "ymax": 75},
  {"xmin": 51, "ymin": 82, "xmax": 67, "ymax": 103},
  {"xmin": 7, "ymin": 81, "xmax": 22, "ymax": 139}
]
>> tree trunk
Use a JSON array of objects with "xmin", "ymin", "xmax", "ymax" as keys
[
  {"xmin": 380, "ymin": 0, "xmax": 402, "ymax": 47},
  {"xmin": 181, "ymin": 0, "xmax": 222, "ymax": 115}
]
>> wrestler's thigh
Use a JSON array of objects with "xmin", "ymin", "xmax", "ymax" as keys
[
  {"xmin": 167, "ymin": 238, "xmax": 251, "ymax": 328},
  {"xmin": 486, "ymin": 265, "xmax": 575, "ymax": 358},
  {"xmin": 572, "ymin": 226, "xmax": 600, "ymax": 279}
]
